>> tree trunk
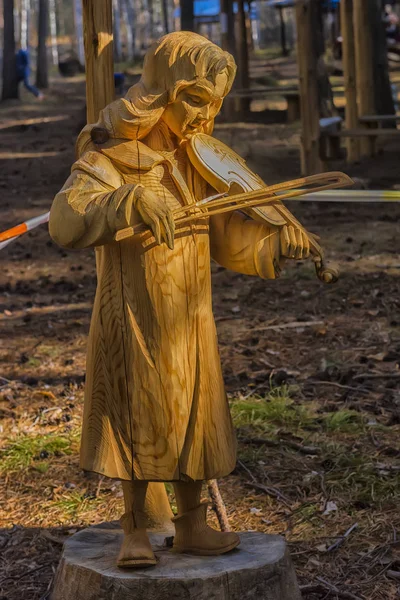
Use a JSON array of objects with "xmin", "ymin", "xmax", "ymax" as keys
[
  {"xmin": 113, "ymin": 0, "xmax": 122, "ymax": 62},
  {"xmin": 49, "ymin": 0, "xmax": 59, "ymax": 65},
  {"xmin": 220, "ymin": 0, "xmax": 236, "ymax": 121},
  {"xmin": 20, "ymin": 0, "xmax": 31, "ymax": 50},
  {"xmin": 353, "ymin": 0, "xmax": 375, "ymax": 156},
  {"xmin": 220, "ymin": 0, "xmax": 235, "ymax": 57},
  {"xmin": 2, "ymin": 0, "xmax": 19, "ymax": 100},
  {"xmin": 57, "ymin": 0, "xmax": 65, "ymax": 37},
  {"xmin": 278, "ymin": 7, "xmax": 288, "ymax": 56},
  {"xmin": 148, "ymin": 0, "xmax": 155, "ymax": 41},
  {"xmin": 141, "ymin": 0, "xmax": 151, "ymax": 50},
  {"xmin": 36, "ymin": 0, "xmax": 49, "ymax": 89},
  {"xmin": 14, "ymin": 0, "xmax": 21, "ymax": 46},
  {"xmin": 162, "ymin": 0, "xmax": 169, "ymax": 34},
  {"xmin": 313, "ymin": 2, "xmax": 336, "ymax": 118},
  {"xmin": 236, "ymin": 0, "xmax": 250, "ymax": 115},
  {"xmin": 125, "ymin": 0, "xmax": 138, "ymax": 59},
  {"xmin": 122, "ymin": 0, "xmax": 134, "ymax": 61},
  {"xmin": 180, "ymin": 0, "xmax": 194, "ymax": 31},
  {"xmin": 369, "ymin": 0, "xmax": 395, "ymax": 123},
  {"xmin": 73, "ymin": 0, "xmax": 85, "ymax": 66}
]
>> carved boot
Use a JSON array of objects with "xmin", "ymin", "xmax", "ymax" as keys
[
  {"xmin": 172, "ymin": 502, "xmax": 240, "ymax": 555},
  {"xmin": 117, "ymin": 510, "xmax": 157, "ymax": 568}
]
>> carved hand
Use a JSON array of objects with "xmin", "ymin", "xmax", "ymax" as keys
[
  {"xmin": 133, "ymin": 186, "xmax": 175, "ymax": 250},
  {"xmin": 280, "ymin": 225, "xmax": 311, "ymax": 260}
]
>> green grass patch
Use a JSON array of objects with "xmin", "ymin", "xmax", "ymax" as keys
[
  {"xmin": 39, "ymin": 344, "xmax": 62, "ymax": 358},
  {"xmin": 26, "ymin": 357, "xmax": 41, "ymax": 368},
  {"xmin": 230, "ymin": 385, "xmax": 312, "ymax": 432},
  {"xmin": 0, "ymin": 433, "xmax": 78, "ymax": 474},
  {"xmin": 33, "ymin": 461, "xmax": 50, "ymax": 474},
  {"xmin": 326, "ymin": 463, "xmax": 400, "ymax": 507},
  {"xmin": 322, "ymin": 410, "xmax": 365, "ymax": 433},
  {"xmin": 253, "ymin": 46, "xmax": 284, "ymax": 60},
  {"xmin": 53, "ymin": 491, "xmax": 102, "ymax": 519}
]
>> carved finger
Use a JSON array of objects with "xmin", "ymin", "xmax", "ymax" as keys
[
  {"xmin": 295, "ymin": 228, "xmax": 303, "ymax": 259},
  {"xmin": 160, "ymin": 215, "xmax": 174, "ymax": 250},
  {"xmin": 280, "ymin": 226, "xmax": 290, "ymax": 256},
  {"xmin": 149, "ymin": 217, "xmax": 161, "ymax": 245},
  {"xmin": 288, "ymin": 226, "xmax": 297, "ymax": 257},
  {"xmin": 302, "ymin": 232, "xmax": 310, "ymax": 258},
  {"xmin": 166, "ymin": 211, "xmax": 175, "ymax": 250}
]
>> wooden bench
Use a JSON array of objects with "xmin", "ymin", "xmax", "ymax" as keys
[
  {"xmin": 228, "ymin": 86, "xmax": 301, "ymax": 122},
  {"xmin": 358, "ymin": 114, "xmax": 400, "ymax": 124},
  {"xmin": 337, "ymin": 128, "xmax": 400, "ymax": 137}
]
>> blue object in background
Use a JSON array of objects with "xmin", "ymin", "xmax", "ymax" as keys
[
  {"xmin": 265, "ymin": 0, "xmax": 340, "ymax": 7},
  {"xmin": 174, "ymin": 1, "xmax": 255, "ymax": 19},
  {"xmin": 114, "ymin": 72, "xmax": 125, "ymax": 95},
  {"xmin": 16, "ymin": 48, "xmax": 42, "ymax": 98}
]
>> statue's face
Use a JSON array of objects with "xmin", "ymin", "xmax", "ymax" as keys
[{"xmin": 161, "ymin": 71, "xmax": 228, "ymax": 140}]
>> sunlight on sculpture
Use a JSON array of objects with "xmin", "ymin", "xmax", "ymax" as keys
[{"xmin": 49, "ymin": 31, "xmax": 345, "ymax": 570}]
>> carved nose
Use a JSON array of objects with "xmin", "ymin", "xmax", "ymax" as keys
[{"xmin": 198, "ymin": 105, "xmax": 210, "ymax": 121}]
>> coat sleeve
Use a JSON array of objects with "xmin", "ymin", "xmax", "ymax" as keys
[
  {"xmin": 209, "ymin": 211, "xmax": 285, "ymax": 280},
  {"xmin": 49, "ymin": 150, "xmax": 140, "ymax": 249}
]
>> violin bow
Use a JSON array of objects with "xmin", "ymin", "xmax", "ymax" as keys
[{"xmin": 115, "ymin": 171, "xmax": 353, "ymax": 241}]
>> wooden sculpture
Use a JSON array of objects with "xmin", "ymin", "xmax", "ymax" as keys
[{"xmin": 49, "ymin": 31, "xmax": 350, "ymax": 568}]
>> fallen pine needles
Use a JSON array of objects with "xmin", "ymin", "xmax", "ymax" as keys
[
  {"xmin": 300, "ymin": 580, "xmax": 365, "ymax": 600},
  {"xmin": 239, "ymin": 436, "xmax": 321, "ymax": 455}
]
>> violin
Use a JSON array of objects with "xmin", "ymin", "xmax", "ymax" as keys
[
  {"xmin": 115, "ymin": 133, "xmax": 353, "ymax": 284},
  {"xmin": 186, "ymin": 133, "xmax": 352, "ymax": 284}
]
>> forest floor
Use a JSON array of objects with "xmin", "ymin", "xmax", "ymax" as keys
[{"xmin": 1, "ymin": 72, "xmax": 400, "ymax": 600}]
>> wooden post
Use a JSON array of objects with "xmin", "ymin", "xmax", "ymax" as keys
[
  {"xmin": 353, "ymin": 0, "xmax": 375, "ymax": 157},
  {"xmin": 340, "ymin": 0, "xmax": 360, "ymax": 163},
  {"xmin": 82, "ymin": 0, "xmax": 114, "ymax": 124},
  {"xmin": 81, "ymin": 0, "xmax": 174, "ymax": 529},
  {"xmin": 295, "ymin": 0, "xmax": 322, "ymax": 175}
]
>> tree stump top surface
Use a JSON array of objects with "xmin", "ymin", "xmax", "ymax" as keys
[{"xmin": 52, "ymin": 523, "xmax": 301, "ymax": 600}]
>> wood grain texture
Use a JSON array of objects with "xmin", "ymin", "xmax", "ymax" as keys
[
  {"xmin": 49, "ymin": 33, "xmax": 313, "ymax": 485},
  {"xmin": 353, "ymin": 0, "xmax": 376, "ymax": 157},
  {"xmin": 81, "ymin": 0, "xmax": 174, "ymax": 526},
  {"xmin": 50, "ymin": 128, "xmax": 283, "ymax": 481},
  {"xmin": 295, "ymin": 0, "xmax": 323, "ymax": 175},
  {"xmin": 82, "ymin": 0, "xmax": 114, "ymax": 124},
  {"xmin": 52, "ymin": 525, "xmax": 302, "ymax": 600},
  {"xmin": 340, "ymin": 0, "xmax": 360, "ymax": 163}
]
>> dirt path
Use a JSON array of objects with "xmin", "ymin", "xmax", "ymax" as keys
[{"xmin": 1, "ymin": 78, "xmax": 400, "ymax": 600}]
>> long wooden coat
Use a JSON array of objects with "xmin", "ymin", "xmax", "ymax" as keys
[{"xmin": 49, "ymin": 130, "xmax": 283, "ymax": 482}]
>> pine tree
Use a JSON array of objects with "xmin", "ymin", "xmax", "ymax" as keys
[{"xmin": 2, "ymin": 0, "xmax": 19, "ymax": 100}]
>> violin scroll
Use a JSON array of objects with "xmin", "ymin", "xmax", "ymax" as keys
[{"xmin": 313, "ymin": 255, "xmax": 339, "ymax": 284}]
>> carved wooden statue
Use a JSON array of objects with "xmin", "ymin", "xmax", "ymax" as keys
[{"xmin": 49, "ymin": 32, "xmax": 349, "ymax": 568}]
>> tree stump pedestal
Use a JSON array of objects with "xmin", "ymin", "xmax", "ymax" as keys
[{"xmin": 52, "ymin": 522, "xmax": 301, "ymax": 600}]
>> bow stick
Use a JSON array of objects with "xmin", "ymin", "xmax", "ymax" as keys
[{"xmin": 115, "ymin": 171, "xmax": 352, "ymax": 241}]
